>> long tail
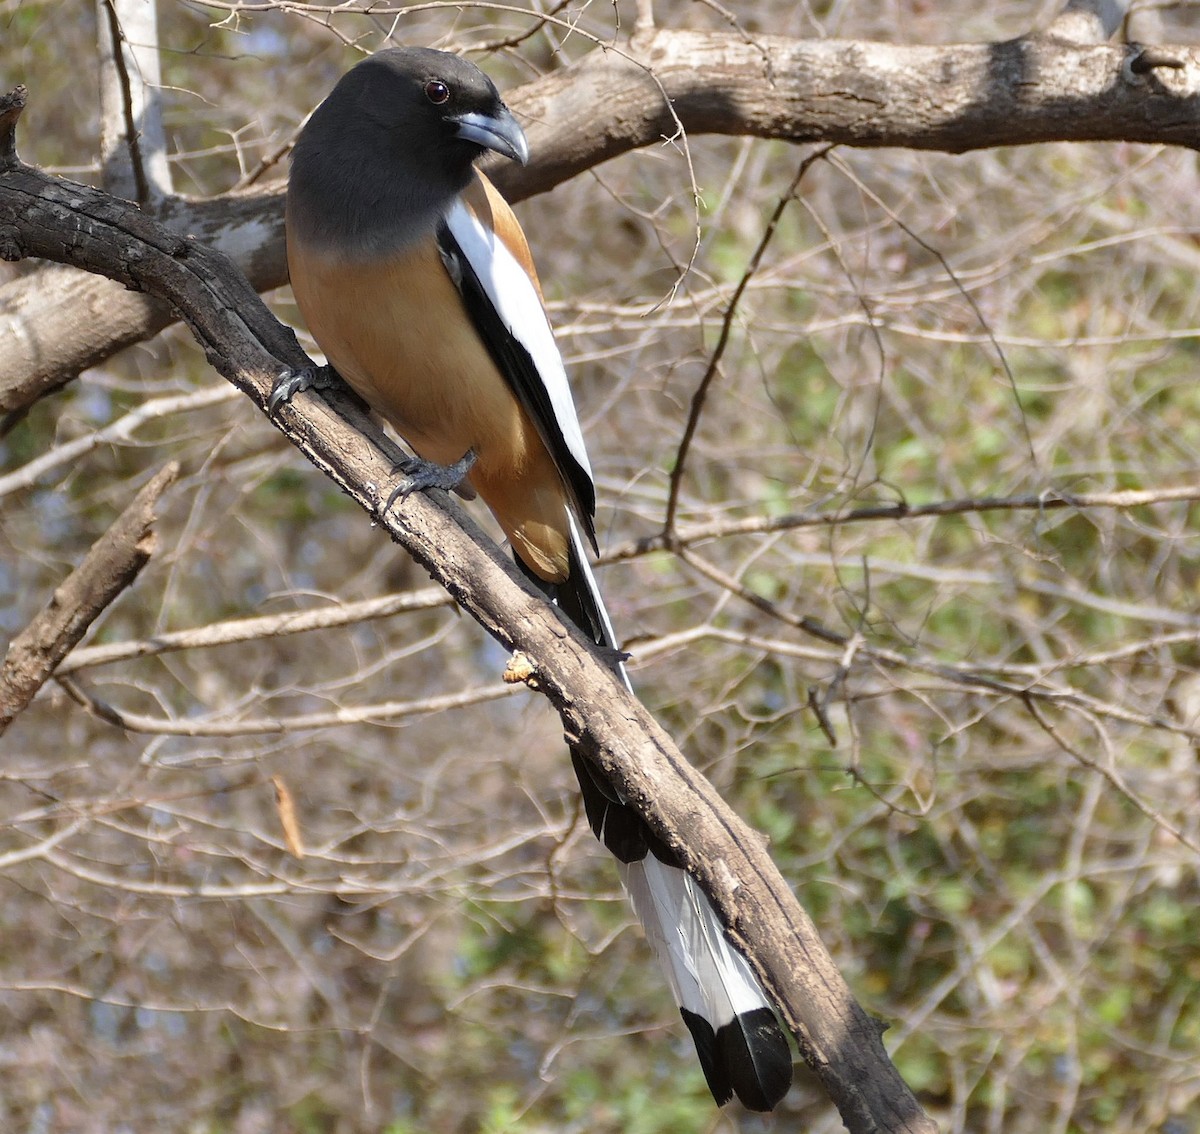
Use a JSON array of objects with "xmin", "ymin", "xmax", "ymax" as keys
[{"xmin": 530, "ymin": 512, "xmax": 793, "ymax": 1111}]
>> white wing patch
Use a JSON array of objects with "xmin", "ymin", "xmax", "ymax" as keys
[{"xmin": 443, "ymin": 198, "xmax": 593, "ymax": 484}]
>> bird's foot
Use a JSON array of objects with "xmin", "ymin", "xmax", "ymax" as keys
[
  {"xmin": 385, "ymin": 449, "xmax": 478, "ymax": 512},
  {"xmin": 596, "ymin": 643, "xmax": 633, "ymax": 672},
  {"xmin": 269, "ymin": 364, "xmax": 342, "ymax": 412}
]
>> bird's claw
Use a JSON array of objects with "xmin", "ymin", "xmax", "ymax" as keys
[
  {"xmin": 269, "ymin": 364, "xmax": 341, "ymax": 413},
  {"xmin": 384, "ymin": 449, "xmax": 478, "ymax": 512}
]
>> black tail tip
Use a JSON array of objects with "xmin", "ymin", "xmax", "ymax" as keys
[{"xmin": 681, "ymin": 1006, "xmax": 793, "ymax": 1112}]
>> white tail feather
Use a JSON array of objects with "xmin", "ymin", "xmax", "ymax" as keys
[{"xmin": 622, "ymin": 855, "xmax": 767, "ymax": 1027}]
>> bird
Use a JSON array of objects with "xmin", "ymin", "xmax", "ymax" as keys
[{"xmin": 276, "ymin": 46, "xmax": 793, "ymax": 1111}]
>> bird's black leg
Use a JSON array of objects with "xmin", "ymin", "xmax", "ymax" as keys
[
  {"xmin": 269, "ymin": 363, "xmax": 343, "ymax": 413},
  {"xmin": 385, "ymin": 449, "xmax": 478, "ymax": 512}
]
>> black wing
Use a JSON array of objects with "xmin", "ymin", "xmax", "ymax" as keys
[{"xmin": 436, "ymin": 218, "xmax": 597, "ymax": 553}]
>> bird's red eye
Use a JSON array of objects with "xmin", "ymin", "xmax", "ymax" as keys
[{"xmin": 425, "ymin": 79, "xmax": 450, "ymax": 105}]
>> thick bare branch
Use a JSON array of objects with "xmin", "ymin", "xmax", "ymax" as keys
[
  {"xmin": 505, "ymin": 28, "xmax": 1200, "ymax": 198},
  {"xmin": 4, "ymin": 27, "xmax": 1200, "ymax": 412},
  {"xmin": 0, "ymin": 461, "xmax": 177, "ymax": 734},
  {"xmin": 0, "ymin": 93, "xmax": 935, "ymax": 1134},
  {"xmin": 0, "ymin": 189, "xmax": 287, "ymax": 416}
]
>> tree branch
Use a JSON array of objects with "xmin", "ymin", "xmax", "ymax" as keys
[
  {"xmin": 0, "ymin": 90, "xmax": 936, "ymax": 1133},
  {"xmin": 54, "ymin": 585, "xmax": 447, "ymax": 675},
  {"xmin": 1047, "ymin": 0, "xmax": 1128, "ymax": 43},
  {"xmin": 504, "ymin": 28, "xmax": 1200, "ymax": 198},
  {"xmin": 0, "ymin": 461, "xmax": 177, "ymax": 735},
  {"xmin": 4, "ymin": 27, "xmax": 1200, "ymax": 413}
]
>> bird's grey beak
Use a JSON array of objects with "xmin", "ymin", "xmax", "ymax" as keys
[{"xmin": 451, "ymin": 106, "xmax": 530, "ymax": 165}]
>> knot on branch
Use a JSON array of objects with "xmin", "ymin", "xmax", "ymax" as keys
[
  {"xmin": 1, "ymin": 84, "xmax": 28, "ymax": 168},
  {"xmin": 0, "ymin": 224, "xmax": 20, "ymax": 261},
  {"xmin": 1125, "ymin": 43, "xmax": 1189, "ymax": 78}
]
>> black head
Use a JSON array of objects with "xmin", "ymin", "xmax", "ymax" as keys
[
  {"xmin": 289, "ymin": 47, "xmax": 528, "ymax": 254},
  {"xmin": 332, "ymin": 48, "xmax": 528, "ymax": 167}
]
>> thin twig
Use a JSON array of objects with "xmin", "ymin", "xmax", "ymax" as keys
[
  {"xmin": 56, "ymin": 673, "xmax": 520, "ymax": 737},
  {"xmin": 1022, "ymin": 693, "xmax": 1200, "ymax": 858},
  {"xmin": 622, "ymin": 481, "xmax": 1200, "ymax": 561},
  {"xmin": 664, "ymin": 148, "xmax": 831, "ymax": 533},
  {"xmin": 56, "ymin": 586, "xmax": 449, "ymax": 674}
]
